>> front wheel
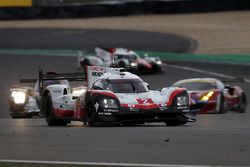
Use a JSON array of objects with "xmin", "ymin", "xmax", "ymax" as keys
[
  {"xmin": 43, "ymin": 93, "xmax": 69, "ymax": 126},
  {"xmin": 218, "ymin": 93, "xmax": 227, "ymax": 114},
  {"xmin": 84, "ymin": 102, "xmax": 98, "ymax": 127},
  {"xmin": 237, "ymin": 95, "xmax": 247, "ymax": 113}
]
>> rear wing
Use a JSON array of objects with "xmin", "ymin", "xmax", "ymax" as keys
[
  {"xmin": 19, "ymin": 78, "xmax": 37, "ymax": 83},
  {"xmin": 10, "ymin": 76, "xmax": 37, "ymax": 89},
  {"xmin": 38, "ymin": 68, "xmax": 86, "ymax": 97},
  {"xmin": 38, "ymin": 66, "xmax": 125, "ymax": 94}
]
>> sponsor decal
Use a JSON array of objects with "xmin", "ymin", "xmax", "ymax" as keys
[
  {"xmin": 103, "ymin": 109, "xmax": 119, "ymax": 112},
  {"xmin": 94, "ymin": 102, "xmax": 99, "ymax": 112},
  {"xmin": 177, "ymin": 106, "xmax": 188, "ymax": 110},
  {"xmin": 98, "ymin": 112, "xmax": 112, "ymax": 115},
  {"xmin": 87, "ymin": 66, "xmax": 109, "ymax": 89},
  {"xmin": 89, "ymin": 66, "xmax": 105, "ymax": 72},
  {"xmin": 92, "ymin": 72, "xmax": 103, "ymax": 77},
  {"xmin": 137, "ymin": 98, "xmax": 154, "ymax": 104},
  {"xmin": 159, "ymin": 105, "xmax": 167, "ymax": 111},
  {"xmin": 129, "ymin": 107, "xmax": 139, "ymax": 112}
]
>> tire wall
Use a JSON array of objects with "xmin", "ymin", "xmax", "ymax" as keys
[{"xmin": 0, "ymin": 0, "xmax": 250, "ymax": 20}]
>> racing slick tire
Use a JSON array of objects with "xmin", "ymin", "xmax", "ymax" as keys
[
  {"xmin": 218, "ymin": 93, "xmax": 227, "ymax": 114},
  {"xmin": 43, "ymin": 93, "xmax": 69, "ymax": 126},
  {"xmin": 237, "ymin": 94, "xmax": 247, "ymax": 113},
  {"xmin": 84, "ymin": 101, "xmax": 98, "ymax": 127}
]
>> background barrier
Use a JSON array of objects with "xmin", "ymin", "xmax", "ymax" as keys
[
  {"xmin": 0, "ymin": 0, "xmax": 250, "ymax": 20},
  {"xmin": 0, "ymin": 0, "xmax": 32, "ymax": 7}
]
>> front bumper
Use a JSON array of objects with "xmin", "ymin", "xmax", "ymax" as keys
[
  {"xmin": 97, "ymin": 106, "xmax": 195, "ymax": 123},
  {"xmin": 10, "ymin": 99, "xmax": 40, "ymax": 118},
  {"xmin": 190, "ymin": 100, "xmax": 217, "ymax": 114}
]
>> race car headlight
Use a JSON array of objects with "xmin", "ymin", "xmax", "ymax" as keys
[
  {"xmin": 177, "ymin": 96, "xmax": 188, "ymax": 106},
  {"xmin": 101, "ymin": 98, "xmax": 118, "ymax": 108},
  {"xmin": 72, "ymin": 89, "xmax": 86, "ymax": 95},
  {"xmin": 11, "ymin": 91, "xmax": 26, "ymax": 104},
  {"xmin": 130, "ymin": 62, "xmax": 138, "ymax": 67},
  {"xmin": 200, "ymin": 91, "xmax": 214, "ymax": 101},
  {"xmin": 156, "ymin": 60, "xmax": 162, "ymax": 65}
]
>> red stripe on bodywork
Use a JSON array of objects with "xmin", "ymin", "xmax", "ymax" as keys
[
  {"xmin": 121, "ymin": 103, "xmax": 159, "ymax": 109},
  {"xmin": 53, "ymin": 108, "xmax": 74, "ymax": 118},
  {"xmin": 89, "ymin": 90, "xmax": 117, "ymax": 99},
  {"xmin": 134, "ymin": 103, "xmax": 159, "ymax": 109},
  {"xmin": 167, "ymin": 88, "xmax": 186, "ymax": 106},
  {"xmin": 121, "ymin": 104, "xmax": 129, "ymax": 108},
  {"xmin": 137, "ymin": 59, "xmax": 152, "ymax": 69}
]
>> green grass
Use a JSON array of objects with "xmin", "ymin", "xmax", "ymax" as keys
[{"xmin": 136, "ymin": 51, "xmax": 250, "ymax": 65}]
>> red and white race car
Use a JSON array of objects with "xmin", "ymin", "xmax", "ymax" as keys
[
  {"xmin": 172, "ymin": 78, "xmax": 247, "ymax": 114},
  {"xmin": 77, "ymin": 47, "xmax": 162, "ymax": 73},
  {"xmin": 40, "ymin": 66, "xmax": 195, "ymax": 126}
]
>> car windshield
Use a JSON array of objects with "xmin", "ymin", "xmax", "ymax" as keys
[
  {"xmin": 105, "ymin": 79, "xmax": 148, "ymax": 93},
  {"xmin": 174, "ymin": 81, "xmax": 217, "ymax": 91},
  {"xmin": 115, "ymin": 54, "xmax": 137, "ymax": 60}
]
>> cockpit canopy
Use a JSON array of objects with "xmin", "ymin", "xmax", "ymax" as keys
[
  {"xmin": 173, "ymin": 79, "xmax": 219, "ymax": 91},
  {"xmin": 92, "ymin": 78, "xmax": 149, "ymax": 93}
]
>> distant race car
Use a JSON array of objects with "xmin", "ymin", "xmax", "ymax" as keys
[
  {"xmin": 77, "ymin": 47, "xmax": 162, "ymax": 73},
  {"xmin": 10, "ymin": 86, "xmax": 40, "ymax": 118},
  {"xmin": 9, "ymin": 73, "xmax": 70, "ymax": 118},
  {"xmin": 40, "ymin": 66, "xmax": 195, "ymax": 126},
  {"xmin": 77, "ymin": 54, "xmax": 104, "ymax": 72},
  {"xmin": 172, "ymin": 78, "xmax": 247, "ymax": 114}
]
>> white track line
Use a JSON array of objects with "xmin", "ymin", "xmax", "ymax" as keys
[
  {"xmin": 167, "ymin": 64, "xmax": 250, "ymax": 83},
  {"xmin": 0, "ymin": 159, "xmax": 239, "ymax": 167}
]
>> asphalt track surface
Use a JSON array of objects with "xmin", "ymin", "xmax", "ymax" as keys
[{"xmin": 0, "ymin": 29, "xmax": 250, "ymax": 166}]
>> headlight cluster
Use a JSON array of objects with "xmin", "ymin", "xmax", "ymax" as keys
[
  {"xmin": 130, "ymin": 62, "xmax": 138, "ymax": 67},
  {"xmin": 101, "ymin": 98, "xmax": 118, "ymax": 108},
  {"xmin": 72, "ymin": 89, "xmax": 86, "ymax": 95},
  {"xmin": 177, "ymin": 96, "xmax": 188, "ymax": 106},
  {"xmin": 11, "ymin": 91, "xmax": 26, "ymax": 104},
  {"xmin": 156, "ymin": 60, "xmax": 162, "ymax": 65},
  {"xmin": 200, "ymin": 91, "xmax": 214, "ymax": 101}
]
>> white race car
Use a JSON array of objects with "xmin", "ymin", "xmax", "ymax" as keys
[
  {"xmin": 9, "ymin": 73, "xmax": 70, "ymax": 118},
  {"xmin": 10, "ymin": 86, "xmax": 40, "ymax": 118},
  {"xmin": 77, "ymin": 47, "xmax": 162, "ymax": 73},
  {"xmin": 40, "ymin": 66, "xmax": 195, "ymax": 126}
]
